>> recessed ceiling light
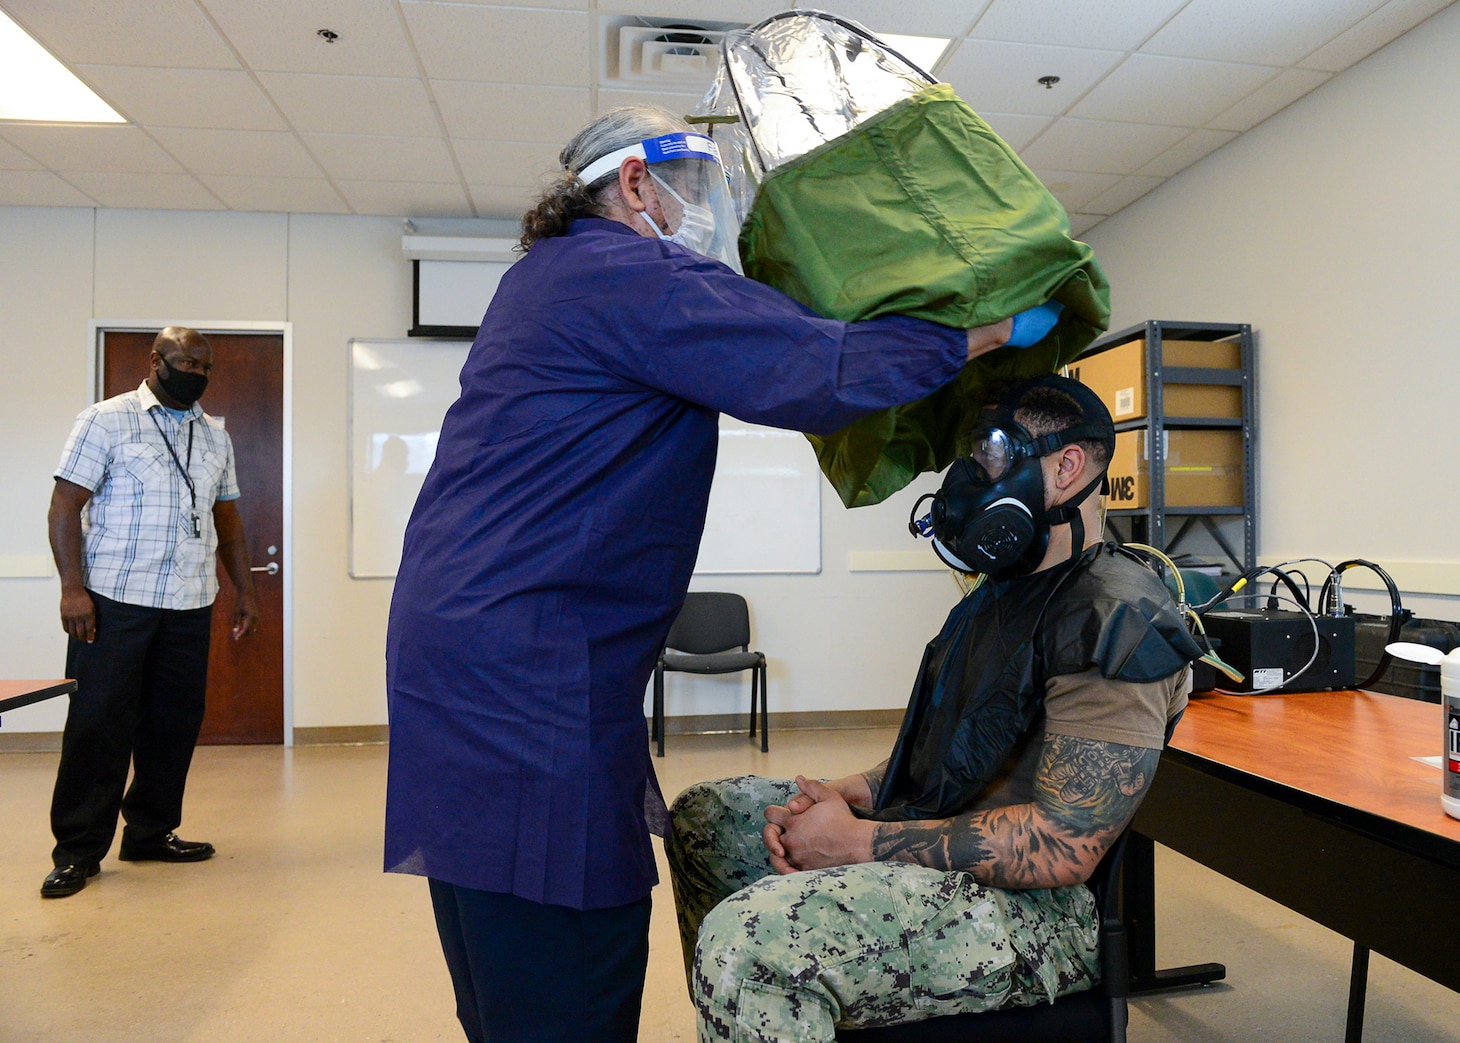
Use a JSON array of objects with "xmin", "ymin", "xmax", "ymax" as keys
[
  {"xmin": 0, "ymin": 9, "xmax": 125, "ymax": 123},
  {"xmin": 880, "ymin": 33, "xmax": 953, "ymax": 73}
]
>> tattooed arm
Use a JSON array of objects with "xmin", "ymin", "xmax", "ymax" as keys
[
  {"xmin": 858, "ymin": 760, "xmax": 888, "ymax": 807},
  {"xmin": 869, "ymin": 735, "xmax": 1160, "ymax": 888}
]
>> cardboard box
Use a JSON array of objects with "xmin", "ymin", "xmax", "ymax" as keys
[
  {"xmin": 1070, "ymin": 339, "xmax": 1241, "ymax": 422},
  {"xmin": 1105, "ymin": 428, "xmax": 1244, "ymax": 509}
]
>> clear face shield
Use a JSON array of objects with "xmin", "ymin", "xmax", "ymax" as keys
[{"xmin": 577, "ymin": 132, "xmax": 743, "ymax": 273}]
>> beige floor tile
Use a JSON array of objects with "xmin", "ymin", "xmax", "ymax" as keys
[{"xmin": 2, "ymin": 728, "xmax": 1457, "ymax": 1042}]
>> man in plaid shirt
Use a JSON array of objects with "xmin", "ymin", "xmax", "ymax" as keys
[{"xmin": 41, "ymin": 327, "xmax": 259, "ymax": 899}]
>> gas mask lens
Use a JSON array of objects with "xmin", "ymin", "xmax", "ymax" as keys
[{"xmin": 968, "ymin": 427, "xmax": 1020, "ymax": 482}]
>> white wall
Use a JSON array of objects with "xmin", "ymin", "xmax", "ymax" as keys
[
  {"xmin": 1085, "ymin": 2, "xmax": 1460, "ymax": 623},
  {"xmin": 13, "ymin": 3, "xmax": 1456, "ymax": 736},
  {"xmin": 0, "ymin": 205, "xmax": 962, "ymax": 733}
]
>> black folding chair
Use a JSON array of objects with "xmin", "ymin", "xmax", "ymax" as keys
[
  {"xmin": 835, "ymin": 827, "xmax": 1134, "ymax": 1043},
  {"xmin": 652, "ymin": 592, "xmax": 768, "ymax": 757}
]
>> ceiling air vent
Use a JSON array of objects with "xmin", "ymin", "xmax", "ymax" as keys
[{"xmin": 602, "ymin": 17, "xmax": 743, "ymax": 88}]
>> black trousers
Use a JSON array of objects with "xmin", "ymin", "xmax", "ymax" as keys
[
  {"xmin": 428, "ymin": 879, "xmax": 651, "ymax": 1043},
  {"xmin": 50, "ymin": 592, "xmax": 213, "ymax": 866}
]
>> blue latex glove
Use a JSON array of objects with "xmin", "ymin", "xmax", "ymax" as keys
[{"xmin": 1005, "ymin": 300, "xmax": 1065, "ymax": 348}]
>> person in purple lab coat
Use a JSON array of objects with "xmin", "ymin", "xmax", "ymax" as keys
[{"xmin": 383, "ymin": 106, "xmax": 1013, "ymax": 1043}]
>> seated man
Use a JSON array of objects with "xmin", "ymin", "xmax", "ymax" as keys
[{"xmin": 667, "ymin": 375, "xmax": 1201, "ymax": 1042}]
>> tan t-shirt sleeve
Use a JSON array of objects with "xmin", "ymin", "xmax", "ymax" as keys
[{"xmin": 1043, "ymin": 665, "xmax": 1192, "ymax": 750}]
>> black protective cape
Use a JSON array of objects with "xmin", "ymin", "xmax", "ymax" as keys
[{"xmin": 864, "ymin": 543, "xmax": 1203, "ymax": 822}]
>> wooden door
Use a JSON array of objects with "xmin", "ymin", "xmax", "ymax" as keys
[{"xmin": 102, "ymin": 330, "xmax": 285, "ymax": 744}]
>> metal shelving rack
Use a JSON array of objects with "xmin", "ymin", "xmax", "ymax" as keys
[{"xmin": 1077, "ymin": 320, "xmax": 1257, "ymax": 574}]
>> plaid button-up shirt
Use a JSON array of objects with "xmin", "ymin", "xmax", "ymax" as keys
[{"xmin": 55, "ymin": 380, "xmax": 240, "ymax": 610}]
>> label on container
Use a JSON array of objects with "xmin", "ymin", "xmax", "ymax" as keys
[
  {"xmin": 1252, "ymin": 667, "xmax": 1285, "ymax": 689},
  {"xmin": 1447, "ymin": 701, "xmax": 1460, "ymax": 799}
]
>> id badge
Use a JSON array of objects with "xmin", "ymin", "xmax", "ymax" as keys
[{"xmin": 189, "ymin": 512, "xmax": 202, "ymax": 539}]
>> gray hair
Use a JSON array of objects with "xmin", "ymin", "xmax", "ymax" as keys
[{"xmin": 519, "ymin": 106, "xmax": 690, "ymax": 250}]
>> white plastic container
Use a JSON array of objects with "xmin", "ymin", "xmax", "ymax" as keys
[{"xmin": 1443, "ymin": 651, "xmax": 1460, "ymax": 820}]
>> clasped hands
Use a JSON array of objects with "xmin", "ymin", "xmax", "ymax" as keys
[{"xmin": 761, "ymin": 774, "xmax": 877, "ymax": 875}]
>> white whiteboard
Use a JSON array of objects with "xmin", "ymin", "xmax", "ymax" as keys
[
  {"xmin": 697, "ymin": 417, "xmax": 821, "ymax": 574},
  {"xmin": 349, "ymin": 339, "xmax": 467, "ymax": 578},
  {"xmin": 349, "ymin": 338, "xmax": 822, "ymax": 578}
]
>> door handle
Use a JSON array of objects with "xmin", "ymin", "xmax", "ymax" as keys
[{"xmin": 250, "ymin": 562, "xmax": 280, "ymax": 576}]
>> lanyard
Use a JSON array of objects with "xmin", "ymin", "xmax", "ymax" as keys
[{"xmin": 149, "ymin": 409, "xmax": 197, "ymax": 512}]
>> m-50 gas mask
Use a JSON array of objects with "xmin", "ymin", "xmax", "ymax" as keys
[{"xmin": 909, "ymin": 376, "xmax": 1115, "ymax": 579}]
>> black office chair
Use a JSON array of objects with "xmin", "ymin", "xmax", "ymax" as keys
[
  {"xmin": 652, "ymin": 592, "xmax": 768, "ymax": 757},
  {"xmin": 835, "ymin": 827, "xmax": 1133, "ymax": 1043}
]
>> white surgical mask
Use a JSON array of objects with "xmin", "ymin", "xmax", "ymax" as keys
[{"xmin": 642, "ymin": 172, "xmax": 719, "ymax": 258}]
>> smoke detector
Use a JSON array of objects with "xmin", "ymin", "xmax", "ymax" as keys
[{"xmin": 601, "ymin": 16, "xmax": 743, "ymax": 88}]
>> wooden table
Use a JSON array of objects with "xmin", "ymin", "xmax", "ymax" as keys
[
  {"xmin": 1125, "ymin": 689, "xmax": 1459, "ymax": 1041},
  {"xmin": 0, "ymin": 679, "xmax": 76, "ymax": 717}
]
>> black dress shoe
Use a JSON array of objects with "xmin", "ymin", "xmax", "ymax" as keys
[
  {"xmin": 118, "ymin": 833, "xmax": 215, "ymax": 863},
  {"xmin": 41, "ymin": 863, "xmax": 100, "ymax": 898}
]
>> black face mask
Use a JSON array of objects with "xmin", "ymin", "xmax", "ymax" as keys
[
  {"xmin": 156, "ymin": 358, "xmax": 209, "ymax": 407},
  {"xmin": 909, "ymin": 376, "xmax": 1115, "ymax": 580},
  {"xmin": 909, "ymin": 433, "xmax": 1052, "ymax": 579}
]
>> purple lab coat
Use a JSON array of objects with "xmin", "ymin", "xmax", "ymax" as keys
[{"xmin": 384, "ymin": 218, "xmax": 965, "ymax": 909}]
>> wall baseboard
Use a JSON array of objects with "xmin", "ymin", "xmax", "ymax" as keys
[
  {"xmin": 0, "ymin": 732, "xmax": 61, "ymax": 753},
  {"xmin": 658, "ymin": 708, "xmax": 904, "ymax": 735},
  {"xmin": 0, "ymin": 711, "xmax": 905, "ymax": 755},
  {"xmin": 293, "ymin": 725, "xmax": 390, "ymax": 746}
]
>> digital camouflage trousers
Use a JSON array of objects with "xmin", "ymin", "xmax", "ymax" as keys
[{"xmin": 665, "ymin": 776, "xmax": 1101, "ymax": 1043}]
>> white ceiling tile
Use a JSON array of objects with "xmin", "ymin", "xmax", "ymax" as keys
[
  {"xmin": 302, "ymin": 133, "xmax": 460, "ymax": 184},
  {"xmin": 979, "ymin": 112, "xmax": 1056, "ymax": 153},
  {"xmin": 453, "ymin": 140, "xmax": 562, "ymax": 186},
  {"xmin": 939, "ymin": 41, "xmax": 1126, "ymax": 117},
  {"xmin": 0, "ymin": 136, "xmax": 45, "ymax": 170},
  {"xmin": 595, "ymin": 89, "xmax": 709, "ymax": 121},
  {"xmin": 1136, "ymin": 128, "xmax": 1239, "ymax": 176},
  {"xmin": 594, "ymin": 0, "xmax": 773, "ymax": 19},
  {"xmin": 594, "ymin": 1, "xmax": 982, "ymax": 39},
  {"xmin": 1068, "ymin": 212, "xmax": 1103, "ymax": 238},
  {"xmin": 200, "ymin": 175, "xmax": 351, "ymax": 214},
  {"xmin": 256, "ymin": 73, "xmax": 440, "ymax": 137},
  {"xmin": 1027, "ymin": 169, "xmax": 1121, "ymax": 212},
  {"xmin": 1299, "ymin": 0, "xmax": 1455, "ymax": 71},
  {"xmin": 0, "ymin": 170, "xmax": 98, "ymax": 206},
  {"xmin": 1143, "ymin": 0, "xmax": 1388, "ymax": 66},
  {"xmin": 336, "ymin": 179, "xmax": 473, "ymax": 217},
  {"xmin": 1019, "ymin": 118, "xmax": 1188, "ymax": 175},
  {"xmin": 432, "ymin": 0, "xmax": 591, "ymax": 8},
  {"xmin": 62, "ymin": 171, "xmax": 223, "ymax": 210},
  {"xmin": 1069, "ymin": 54, "xmax": 1279, "ymax": 127},
  {"xmin": 432, "ymin": 82, "xmax": 591, "ymax": 143},
  {"xmin": 828, "ymin": 0, "xmax": 994, "ymax": 39},
  {"xmin": 148, "ymin": 128, "xmax": 325, "ymax": 178},
  {"xmin": 72, "ymin": 66, "xmax": 287, "ymax": 131},
  {"xmin": 1208, "ymin": 67, "xmax": 1333, "ymax": 133},
  {"xmin": 1083, "ymin": 174, "xmax": 1167, "ymax": 215},
  {"xmin": 200, "ymin": 0, "xmax": 421, "ymax": 77},
  {"xmin": 0, "ymin": 125, "xmax": 182, "ymax": 173},
  {"xmin": 970, "ymin": 0, "xmax": 1190, "ymax": 51},
  {"xmin": 469, "ymin": 182, "xmax": 537, "ymax": 220},
  {"xmin": 1, "ymin": 0, "xmax": 239, "ymax": 69},
  {"xmin": 402, "ymin": 4, "xmax": 592, "ymax": 87}
]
